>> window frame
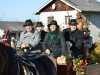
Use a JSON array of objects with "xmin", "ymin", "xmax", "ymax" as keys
[
  {"xmin": 65, "ymin": 15, "xmax": 72, "ymax": 25},
  {"xmin": 48, "ymin": 16, "xmax": 54, "ymax": 24}
]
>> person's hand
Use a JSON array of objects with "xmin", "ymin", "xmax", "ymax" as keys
[
  {"xmin": 20, "ymin": 43, "xmax": 26, "ymax": 49},
  {"xmin": 20, "ymin": 43, "xmax": 29, "ymax": 49},
  {"xmin": 46, "ymin": 49, "xmax": 50, "ymax": 54},
  {"xmin": 25, "ymin": 44, "xmax": 29, "ymax": 47},
  {"xmin": 60, "ymin": 55, "xmax": 65, "ymax": 60}
]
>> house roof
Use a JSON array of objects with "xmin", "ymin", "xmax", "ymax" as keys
[
  {"xmin": 0, "ymin": 21, "xmax": 37, "ymax": 32},
  {"xmin": 34, "ymin": 0, "xmax": 53, "ymax": 14},
  {"xmin": 62, "ymin": 0, "xmax": 100, "ymax": 12},
  {"xmin": 34, "ymin": 0, "xmax": 100, "ymax": 14}
]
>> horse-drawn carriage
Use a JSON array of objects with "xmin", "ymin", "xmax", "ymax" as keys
[
  {"xmin": 0, "ymin": 29, "xmax": 57, "ymax": 75},
  {"xmin": 0, "ymin": 29, "xmax": 99, "ymax": 75}
]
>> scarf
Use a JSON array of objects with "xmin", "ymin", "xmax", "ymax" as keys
[
  {"xmin": 45, "ymin": 31, "xmax": 58, "ymax": 45},
  {"xmin": 84, "ymin": 36, "xmax": 89, "ymax": 40},
  {"xmin": 24, "ymin": 28, "xmax": 35, "ymax": 34}
]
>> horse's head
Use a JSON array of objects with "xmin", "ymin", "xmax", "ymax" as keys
[
  {"xmin": 0, "ymin": 43, "xmax": 17, "ymax": 75},
  {"xmin": 0, "ymin": 51, "xmax": 5, "ymax": 74},
  {"xmin": 0, "ymin": 43, "xmax": 9, "ymax": 74}
]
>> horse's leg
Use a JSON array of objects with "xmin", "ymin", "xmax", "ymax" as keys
[
  {"xmin": 22, "ymin": 65, "xmax": 27, "ymax": 75},
  {"xmin": 18, "ymin": 61, "xmax": 25, "ymax": 75},
  {"xmin": 37, "ymin": 55, "xmax": 57, "ymax": 75},
  {"xmin": 30, "ymin": 59, "xmax": 47, "ymax": 75}
]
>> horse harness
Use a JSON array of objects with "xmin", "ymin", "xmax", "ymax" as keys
[{"xmin": 17, "ymin": 52, "xmax": 43, "ymax": 75}]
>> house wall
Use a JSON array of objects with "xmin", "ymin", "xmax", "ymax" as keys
[
  {"xmin": 83, "ymin": 12, "xmax": 100, "ymax": 42},
  {"xmin": 40, "ymin": 10, "xmax": 77, "ymax": 31}
]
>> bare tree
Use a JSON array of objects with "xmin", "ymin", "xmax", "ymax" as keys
[{"xmin": 0, "ymin": 13, "xmax": 5, "ymax": 20}]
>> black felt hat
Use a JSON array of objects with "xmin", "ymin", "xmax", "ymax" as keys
[
  {"xmin": 36, "ymin": 22, "xmax": 44, "ymax": 27},
  {"xmin": 48, "ymin": 20, "xmax": 59, "ymax": 27},
  {"xmin": 69, "ymin": 19, "xmax": 78, "ymax": 26},
  {"xmin": 82, "ymin": 28, "xmax": 90, "ymax": 32},
  {"xmin": 23, "ymin": 19, "xmax": 33, "ymax": 26}
]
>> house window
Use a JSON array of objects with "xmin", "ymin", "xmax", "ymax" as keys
[
  {"xmin": 48, "ymin": 16, "xmax": 54, "ymax": 24},
  {"xmin": 86, "ymin": 15, "xmax": 91, "ymax": 25},
  {"xmin": 65, "ymin": 16, "xmax": 72, "ymax": 25}
]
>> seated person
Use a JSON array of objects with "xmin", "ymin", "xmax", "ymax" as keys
[
  {"xmin": 16, "ymin": 19, "xmax": 41, "ymax": 52},
  {"xmin": 83, "ymin": 28, "xmax": 92, "ymax": 48},
  {"xmin": 83, "ymin": 28, "xmax": 93, "ymax": 56},
  {"xmin": 43, "ymin": 20, "xmax": 66, "ymax": 60},
  {"xmin": 63, "ymin": 19, "xmax": 84, "ymax": 58},
  {"xmin": 35, "ymin": 22, "xmax": 47, "ymax": 42}
]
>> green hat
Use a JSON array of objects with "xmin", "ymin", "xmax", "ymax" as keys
[
  {"xmin": 23, "ymin": 19, "xmax": 33, "ymax": 26},
  {"xmin": 69, "ymin": 19, "xmax": 78, "ymax": 26},
  {"xmin": 82, "ymin": 28, "xmax": 90, "ymax": 32},
  {"xmin": 48, "ymin": 20, "xmax": 59, "ymax": 27},
  {"xmin": 36, "ymin": 22, "xmax": 44, "ymax": 27}
]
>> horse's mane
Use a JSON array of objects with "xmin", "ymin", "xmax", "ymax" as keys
[{"xmin": 0, "ymin": 43, "xmax": 17, "ymax": 75}]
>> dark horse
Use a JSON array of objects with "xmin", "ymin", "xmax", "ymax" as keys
[{"xmin": 0, "ymin": 42, "xmax": 57, "ymax": 75}]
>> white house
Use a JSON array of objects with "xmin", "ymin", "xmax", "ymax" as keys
[{"xmin": 34, "ymin": 0, "xmax": 100, "ymax": 42}]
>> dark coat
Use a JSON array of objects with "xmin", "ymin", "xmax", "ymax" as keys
[
  {"xmin": 43, "ymin": 32, "xmax": 66, "ymax": 57},
  {"xmin": 63, "ymin": 28, "xmax": 84, "ymax": 57},
  {"xmin": 40, "ymin": 30, "xmax": 47, "ymax": 42}
]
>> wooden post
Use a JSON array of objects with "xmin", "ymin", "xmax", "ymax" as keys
[
  {"xmin": 84, "ymin": 45, "xmax": 91, "ymax": 64},
  {"xmin": 57, "ymin": 57, "xmax": 73, "ymax": 75},
  {"xmin": 67, "ymin": 59, "xmax": 72, "ymax": 75},
  {"xmin": 66, "ymin": 41, "xmax": 73, "ymax": 75}
]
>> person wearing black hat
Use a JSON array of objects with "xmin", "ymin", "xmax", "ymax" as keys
[
  {"xmin": 36, "ymin": 22, "xmax": 47, "ymax": 42},
  {"xmin": 82, "ymin": 28, "xmax": 92, "ymax": 58},
  {"xmin": 43, "ymin": 20, "xmax": 66, "ymax": 60},
  {"xmin": 16, "ymin": 19, "xmax": 41, "ymax": 52},
  {"xmin": 83, "ymin": 28, "xmax": 92, "ymax": 48},
  {"xmin": 63, "ymin": 19, "xmax": 84, "ymax": 58}
]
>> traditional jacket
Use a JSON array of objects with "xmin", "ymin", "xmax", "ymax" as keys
[
  {"xmin": 16, "ymin": 28, "xmax": 41, "ymax": 50},
  {"xmin": 83, "ymin": 36, "xmax": 92, "ymax": 48},
  {"xmin": 63, "ymin": 28, "xmax": 84, "ymax": 57},
  {"xmin": 43, "ymin": 32, "xmax": 66, "ymax": 57}
]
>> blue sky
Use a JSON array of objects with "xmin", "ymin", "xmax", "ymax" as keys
[
  {"xmin": 0, "ymin": 0, "xmax": 49, "ymax": 22},
  {"xmin": 0, "ymin": 0, "xmax": 100, "ymax": 22}
]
